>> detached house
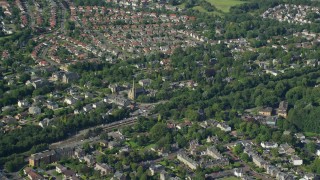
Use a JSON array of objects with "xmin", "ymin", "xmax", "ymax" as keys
[
  {"xmin": 291, "ymin": 155, "xmax": 303, "ymax": 166},
  {"xmin": 28, "ymin": 106, "xmax": 41, "ymax": 115},
  {"xmin": 259, "ymin": 107, "xmax": 273, "ymax": 116},
  {"xmin": 94, "ymin": 163, "xmax": 113, "ymax": 176},
  {"xmin": 217, "ymin": 123, "xmax": 231, "ymax": 132},
  {"xmin": 62, "ymin": 72, "xmax": 79, "ymax": 84},
  {"xmin": 18, "ymin": 100, "xmax": 30, "ymax": 108},
  {"xmin": 278, "ymin": 101, "xmax": 288, "ymax": 118}
]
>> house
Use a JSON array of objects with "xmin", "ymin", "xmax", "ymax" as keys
[
  {"xmin": 56, "ymin": 164, "xmax": 67, "ymax": 173},
  {"xmin": 177, "ymin": 151, "xmax": 198, "ymax": 170},
  {"xmin": 207, "ymin": 146, "xmax": 223, "ymax": 159},
  {"xmin": 276, "ymin": 172, "xmax": 294, "ymax": 180},
  {"xmin": 278, "ymin": 143, "xmax": 295, "ymax": 155},
  {"xmin": 83, "ymin": 104, "xmax": 93, "ymax": 112},
  {"xmin": 266, "ymin": 69, "xmax": 281, "ymax": 76},
  {"xmin": 109, "ymin": 84, "xmax": 120, "ymax": 93},
  {"xmin": 176, "ymin": 121, "xmax": 192, "ymax": 130},
  {"xmin": 261, "ymin": 142, "xmax": 278, "ymax": 149},
  {"xmin": 138, "ymin": 79, "xmax": 152, "ymax": 87},
  {"xmin": 61, "ymin": 169, "xmax": 77, "ymax": 180},
  {"xmin": 84, "ymin": 92, "xmax": 94, "ymax": 99},
  {"xmin": 259, "ymin": 107, "xmax": 273, "ymax": 116},
  {"xmin": 283, "ymin": 130, "xmax": 291, "ymax": 136},
  {"xmin": 278, "ymin": 101, "xmax": 288, "ymax": 118},
  {"xmin": 111, "ymin": 171, "xmax": 125, "ymax": 180},
  {"xmin": 295, "ymin": 133, "xmax": 305, "ymax": 140},
  {"xmin": 47, "ymin": 101, "xmax": 58, "ymax": 110},
  {"xmin": 74, "ymin": 147, "xmax": 85, "ymax": 159},
  {"xmin": 160, "ymin": 171, "xmax": 170, "ymax": 180},
  {"xmin": 94, "ymin": 163, "xmax": 113, "ymax": 176},
  {"xmin": 291, "ymin": 155, "xmax": 303, "ymax": 166},
  {"xmin": 64, "ymin": 97, "xmax": 77, "ymax": 105},
  {"xmin": 99, "ymin": 140, "xmax": 108, "ymax": 147},
  {"xmin": 15, "ymin": 112, "xmax": 29, "ymax": 120},
  {"xmin": 2, "ymin": 116, "xmax": 17, "ymax": 125},
  {"xmin": 62, "ymin": 72, "xmax": 79, "ymax": 83},
  {"xmin": 149, "ymin": 164, "xmax": 164, "ymax": 176},
  {"xmin": 217, "ymin": 123, "xmax": 231, "ymax": 132},
  {"xmin": 92, "ymin": 101, "xmax": 104, "ymax": 109},
  {"xmin": 29, "ymin": 150, "xmax": 57, "ymax": 167},
  {"xmin": 265, "ymin": 116, "xmax": 277, "ymax": 126},
  {"xmin": 252, "ymin": 154, "xmax": 267, "ymax": 168},
  {"xmin": 234, "ymin": 168, "xmax": 243, "ymax": 177},
  {"xmin": 18, "ymin": 100, "xmax": 30, "ymax": 108},
  {"xmin": 2, "ymin": 105, "xmax": 15, "ymax": 112},
  {"xmin": 108, "ymin": 131, "xmax": 125, "ymax": 141},
  {"xmin": 28, "ymin": 106, "xmax": 41, "ymax": 115},
  {"xmin": 266, "ymin": 165, "xmax": 280, "ymax": 177},
  {"xmin": 39, "ymin": 118, "xmax": 53, "ymax": 128},
  {"xmin": 26, "ymin": 78, "xmax": 49, "ymax": 89},
  {"xmin": 106, "ymin": 95, "xmax": 130, "ymax": 107},
  {"xmin": 24, "ymin": 168, "xmax": 43, "ymax": 180},
  {"xmin": 303, "ymin": 174, "xmax": 315, "ymax": 180},
  {"xmin": 29, "ymin": 148, "xmax": 74, "ymax": 167},
  {"xmin": 108, "ymin": 141, "xmax": 120, "ymax": 149},
  {"xmin": 83, "ymin": 155, "xmax": 96, "ymax": 166},
  {"xmin": 295, "ymin": 133, "xmax": 306, "ymax": 141}
]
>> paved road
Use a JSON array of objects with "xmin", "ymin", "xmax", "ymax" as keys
[{"xmin": 58, "ymin": 0, "xmax": 67, "ymax": 34}]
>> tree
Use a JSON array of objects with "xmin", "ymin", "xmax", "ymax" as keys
[
  {"xmin": 233, "ymin": 144, "xmax": 243, "ymax": 155},
  {"xmin": 271, "ymin": 148, "xmax": 279, "ymax": 158},
  {"xmin": 176, "ymin": 134, "xmax": 187, "ymax": 148},
  {"xmin": 149, "ymin": 123, "xmax": 168, "ymax": 142},
  {"xmin": 306, "ymin": 142, "xmax": 317, "ymax": 154},
  {"xmin": 240, "ymin": 153, "xmax": 250, "ymax": 162}
]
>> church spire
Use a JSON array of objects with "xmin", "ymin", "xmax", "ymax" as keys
[{"xmin": 128, "ymin": 78, "xmax": 136, "ymax": 100}]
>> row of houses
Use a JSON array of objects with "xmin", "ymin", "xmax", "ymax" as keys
[{"xmin": 244, "ymin": 145, "xmax": 297, "ymax": 180}]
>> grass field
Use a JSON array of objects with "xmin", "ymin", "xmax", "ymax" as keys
[
  {"xmin": 206, "ymin": 0, "xmax": 248, "ymax": 12},
  {"xmin": 178, "ymin": 0, "xmax": 248, "ymax": 15}
]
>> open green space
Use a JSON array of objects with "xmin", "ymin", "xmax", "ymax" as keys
[
  {"xmin": 206, "ymin": 0, "xmax": 248, "ymax": 12},
  {"xmin": 178, "ymin": 0, "xmax": 248, "ymax": 15}
]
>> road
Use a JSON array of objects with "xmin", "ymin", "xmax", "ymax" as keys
[
  {"xmin": 39, "ymin": 45, "xmax": 60, "ymax": 66},
  {"xmin": 58, "ymin": 0, "xmax": 67, "ymax": 34},
  {"xmin": 49, "ymin": 117, "xmax": 137, "ymax": 149}
]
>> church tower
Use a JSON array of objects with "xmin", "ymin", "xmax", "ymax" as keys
[{"xmin": 128, "ymin": 79, "xmax": 136, "ymax": 100}]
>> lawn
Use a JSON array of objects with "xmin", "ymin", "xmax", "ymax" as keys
[
  {"xmin": 206, "ymin": 0, "xmax": 248, "ymax": 12},
  {"xmin": 305, "ymin": 132, "xmax": 319, "ymax": 137}
]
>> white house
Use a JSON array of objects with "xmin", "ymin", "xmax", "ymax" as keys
[
  {"xmin": 28, "ymin": 106, "xmax": 41, "ymax": 115},
  {"xmin": 18, "ymin": 100, "xmax": 29, "ymax": 108},
  {"xmin": 291, "ymin": 155, "xmax": 303, "ymax": 166},
  {"xmin": 261, "ymin": 142, "xmax": 278, "ymax": 149},
  {"xmin": 217, "ymin": 123, "xmax": 231, "ymax": 132},
  {"xmin": 64, "ymin": 97, "xmax": 77, "ymax": 105},
  {"xmin": 295, "ymin": 133, "xmax": 305, "ymax": 140},
  {"xmin": 234, "ymin": 168, "xmax": 243, "ymax": 177},
  {"xmin": 55, "ymin": 164, "xmax": 67, "ymax": 173}
]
